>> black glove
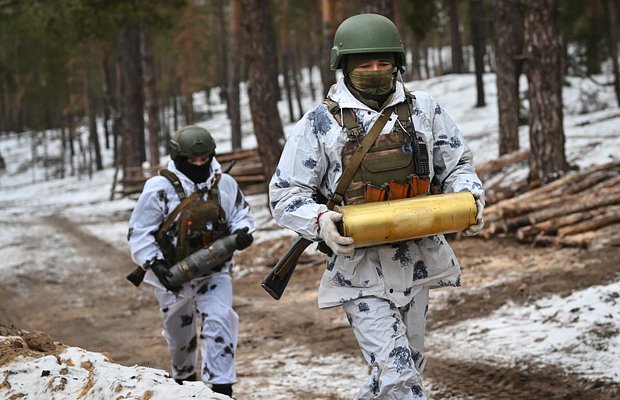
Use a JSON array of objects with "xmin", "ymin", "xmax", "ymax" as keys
[
  {"xmin": 150, "ymin": 260, "xmax": 181, "ymax": 292},
  {"xmin": 234, "ymin": 227, "xmax": 253, "ymax": 250}
]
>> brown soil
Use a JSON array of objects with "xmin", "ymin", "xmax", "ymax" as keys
[{"xmin": 1, "ymin": 214, "xmax": 619, "ymax": 399}]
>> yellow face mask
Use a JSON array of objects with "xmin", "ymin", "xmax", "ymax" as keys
[{"xmin": 348, "ymin": 69, "xmax": 394, "ymax": 95}]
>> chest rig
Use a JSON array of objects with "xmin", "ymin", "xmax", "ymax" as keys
[
  {"xmin": 324, "ymin": 91, "xmax": 430, "ymax": 205},
  {"xmin": 155, "ymin": 169, "xmax": 228, "ymax": 265}
]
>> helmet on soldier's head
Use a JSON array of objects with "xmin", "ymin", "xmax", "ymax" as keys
[
  {"xmin": 330, "ymin": 13, "xmax": 405, "ymax": 71},
  {"xmin": 169, "ymin": 125, "xmax": 216, "ymax": 160}
]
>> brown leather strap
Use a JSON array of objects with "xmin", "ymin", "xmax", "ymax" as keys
[
  {"xmin": 154, "ymin": 175, "xmax": 221, "ymax": 244},
  {"xmin": 326, "ymin": 106, "xmax": 395, "ymax": 210}
]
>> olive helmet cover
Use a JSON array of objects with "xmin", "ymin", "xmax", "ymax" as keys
[
  {"xmin": 169, "ymin": 125, "xmax": 216, "ymax": 160},
  {"xmin": 330, "ymin": 13, "xmax": 405, "ymax": 71}
]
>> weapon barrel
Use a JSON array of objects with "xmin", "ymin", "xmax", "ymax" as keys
[
  {"xmin": 338, "ymin": 192, "xmax": 477, "ymax": 248},
  {"xmin": 167, "ymin": 234, "xmax": 238, "ymax": 286}
]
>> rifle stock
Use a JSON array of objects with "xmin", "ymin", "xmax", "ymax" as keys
[
  {"xmin": 126, "ymin": 267, "xmax": 146, "ymax": 287},
  {"xmin": 261, "ymin": 237, "xmax": 312, "ymax": 300}
]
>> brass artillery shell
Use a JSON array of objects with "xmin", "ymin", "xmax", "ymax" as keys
[{"xmin": 338, "ymin": 192, "xmax": 477, "ymax": 248}]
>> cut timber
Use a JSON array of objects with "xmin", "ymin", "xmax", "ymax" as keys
[
  {"xmin": 528, "ymin": 191, "xmax": 620, "ymax": 224},
  {"xmin": 110, "ymin": 148, "xmax": 267, "ymax": 198},
  {"xmin": 476, "ymin": 150, "xmax": 529, "ymax": 177},
  {"xmin": 516, "ymin": 207, "xmax": 610, "ymax": 241},
  {"xmin": 557, "ymin": 205, "xmax": 620, "ymax": 237}
]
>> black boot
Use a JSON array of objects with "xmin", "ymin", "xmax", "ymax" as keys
[
  {"xmin": 211, "ymin": 383, "xmax": 233, "ymax": 397},
  {"xmin": 175, "ymin": 373, "xmax": 197, "ymax": 385}
]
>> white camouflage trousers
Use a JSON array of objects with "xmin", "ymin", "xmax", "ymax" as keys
[
  {"xmin": 154, "ymin": 272, "xmax": 239, "ymax": 384},
  {"xmin": 343, "ymin": 287, "xmax": 430, "ymax": 400}
]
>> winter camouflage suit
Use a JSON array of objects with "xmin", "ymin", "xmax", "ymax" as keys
[
  {"xmin": 128, "ymin": 157, "xmax": 253, "ymax": 385},
  {"xmin": 269, "ymin": 77, "xmax": 484, "ymax": 399}
]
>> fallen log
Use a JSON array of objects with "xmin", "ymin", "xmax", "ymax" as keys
[
  {"xmin": 557, "ymin": 205, "xmax": 620, "ymax": 237},
  {"xmin": 516, "ymin": 206, "xmax": 610, "ymax": 241},
  {"xmin": 528, "ymin": 191, "xmax": 620, "ymax": 224},
  {"xmin": 476, "ymin": 150, "xmax": 529, "ymax": 177}
]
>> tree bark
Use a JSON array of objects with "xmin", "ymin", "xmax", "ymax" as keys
[
  {"xmin": 117, "ymin": 24, "xmax": 145, "ymax": 170},
  {"xmin": 140, "ymin": 27, "xmax": 161, "ymax": 168},
  {"xmin": 228, "ymin": 0, "xmax": 243, "ymax": 150},
  {"xmin": 280, "ymin": 0, "xmax": 295, "ymax": 123},
  {"xmin": 606, "ymin": 0, "xmax": 620, "ymax": 107},
  {"xmin": 359, "ymin": 0, "xmax": 394, "ymax": 19},
  {"xmin": 492, "ymin": 0, "xmax": 523, "ymax": 155},
  {"xmin": 238, "ymin": 0, "xmax": 285, "ymax": 180},
  {"xmin": 469, "ymin": 0, "xmax": 486, "ymax": 107},
  {"xmin": 320, "ymin": 0, "xmax": 337, "ymax": 97},
  {"xmin": 85, "ymin": 67, "xmax": 103, "ymax": 171},
  {"xmin": 522, "ymin": 0, "xmax": 568, "ymax": 184},
  {"xmin": 445, "ymin": 0, "xmax": 464, "ymax": 73}
]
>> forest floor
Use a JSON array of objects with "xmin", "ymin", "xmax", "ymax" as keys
[{"xmin": 1, "ymin": 213, "xmax": 620, "ymax": 399}]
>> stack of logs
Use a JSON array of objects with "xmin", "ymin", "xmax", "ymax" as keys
[
  {"xmin": 478, "ymin": 151, "xmax": 620, "ymax": 248},
  {"xmin": 111, "ymin": 148, "xmax": 267, "ymax": 200}
]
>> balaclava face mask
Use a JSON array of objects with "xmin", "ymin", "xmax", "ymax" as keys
[
  {"xmin": 175, "ymin": 156, "xmax": 212, "ymax": 184},
  {"xmin": 344, "ymin": 52, "xmax": 396, "ymax": 110}
]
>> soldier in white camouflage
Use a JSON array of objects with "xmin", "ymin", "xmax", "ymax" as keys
[
  {"xmin": 269, "ymin": 13, "xmax": 484, "ymax": 400},
  {"xmin": 128, "ymin": 125, "xmax": 254, "ymax": 398}
]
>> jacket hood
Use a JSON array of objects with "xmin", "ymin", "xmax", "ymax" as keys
[
  {"xmin": 167, "ymin": 157, "xmax": 223, "ymax": 190},
  {"xmin": 327, "ymin": 77, "xmax": 406, "ymax": 111}
]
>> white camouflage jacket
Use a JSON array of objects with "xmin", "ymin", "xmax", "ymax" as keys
[
  {"xmin": 269, "ymin": 78, "xmax": 484, "ymax": 308},
  {"xmin": 128, "ymin": 158, "xmax": 254, "ymax": 292}
]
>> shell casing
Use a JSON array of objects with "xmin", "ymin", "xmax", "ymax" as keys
[{"xmin": 338, "ymin": 192, "xmax": 477, "ymax": 248}]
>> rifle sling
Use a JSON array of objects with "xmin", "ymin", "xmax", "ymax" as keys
[
  {"xmin": 273, "ymin": 106, "xmax": 395, "ymax": 278},
  {"xmin": 155, "ymin": 187, "xmax": 208, "ymax": 242}
]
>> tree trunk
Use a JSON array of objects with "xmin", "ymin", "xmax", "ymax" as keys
[
  {"xmin": 469, "ymin": 0, "xmax": 486, "ymax": 107},
  {"xmin": 228, "ymin": 0, "xmax": 243, "ymax": 150},
  {"xmin": 98, "ymin": 46, "xmax": 114, "ymax": 150},
  {"xmin": 238, "ymin": 0, "xmax": 285, "ymax": 180},
  {"xmin": 606, "ymin": 0, "xmax": 620, "ymax": 107},
  {"xmin": 359, "ymin": 0, "xmax": 394, "ymax": 19},
  {"xmin": 85, "ymin": 68, "xmax": 103, "ymax": 171},
  {"xmin": 140, "ymin": 27, "xmax": 161, "ymax": 168},
  {"xmin": 280, "ymin": 0, "xmax": 295, "ymax": 123},
  {"xmin": 320, "ymin": 0, "xmax": 337, "ymax": 97},
  {"xmin": 289, "ymin": 39, "xmax": 304, "ymax": 119},
  {"xmin": 523, "ymin": 0, "xmax": 568, "ymax": 184},
  {"xmin": 445, "ymin": 0, "xmax": 464, "ymax": 73},
  {"xmin": 216, "ymin": 0, "xmax": 229, "ymax": 106},
  {"xmin": 117, "ymin": 24, "xmax": 145, "ymax": 171},
  {"xmin": 492, "ymin": 0, "xmax": 524, "ymax": 155},
  {"xmin": 584, "ymin": 2, "xmax": 602, "ymax": 75}
]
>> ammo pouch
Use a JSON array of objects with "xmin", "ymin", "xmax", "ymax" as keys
[
  {"xmin": 175, "ymin": 200, "xmax": 225, "ymax": 260},
  {"xmin": 341, "ymin": 132, "xmax": 430, "ymax": 205},
  {"xmin": 156, "ymin": 169, "xmax": 227, "ymax": 265}
]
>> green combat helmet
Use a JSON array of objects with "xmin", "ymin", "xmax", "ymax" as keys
[
  {"xmin": 169, "ymin": 125, "xmax": 216, "ymax": 160},
  {"xmin": 330, "ymin": 13, "xmax": 405, "ymax": 71}
]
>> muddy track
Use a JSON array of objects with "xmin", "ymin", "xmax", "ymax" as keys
[
  {"xmin": 429, "ymin": 243, "xmax": 620, "ymax": 330},
  {"xmin": 0, "ymin": 214, "xmax": 168, "ymax": 368},
  {"xmin": 426, "ymin": 358, "xmax": 620, "ymax": 400},
  {"xmin": 2, "ymin": 215, "xmax": 619, "ymax": 398}
]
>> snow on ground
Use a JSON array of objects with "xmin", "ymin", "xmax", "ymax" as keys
[
  {"xmin": 0, "ymin": 336, "xmax": 230, "ymax": 400},
  {"xmin": 1, "ymin": 70, "xmax": 620, "ymax": 398}
]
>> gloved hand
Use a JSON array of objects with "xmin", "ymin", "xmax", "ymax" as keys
[
  {"xmin": 463, "ymin": 196, "xmax": 485, "ymax": 236},
  {"xmin": 318, "ymin": 211, "xmax": 355, "ymax": 256},
  {"xmin": 234, "ymin": 227, "xmax": 254, "ymax": 250},
  {"xmin": 150, "ymin": 260, "xmax": 181, "ymax": 292}
]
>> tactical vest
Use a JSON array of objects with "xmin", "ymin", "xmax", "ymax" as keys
[
  {"xmin": 156, "ymin": 169, "xmax": 228, "ymax": 265},
  {"xmin": 324, "ymin": 91, "xmax": 430, "ymax": 205}
]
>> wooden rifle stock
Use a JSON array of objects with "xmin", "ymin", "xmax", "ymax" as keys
[
  {"xmin": 261, "ymin": 237, "xmax": 312, "ymax": 300},
  {"xmin": 126, "ymin": 266, "xmax": 146, "ymax": 287}
]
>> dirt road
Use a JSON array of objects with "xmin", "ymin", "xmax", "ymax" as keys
[{"xmin": 1, "ymin": 214, "xmax": 619, "ymax": 399}]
